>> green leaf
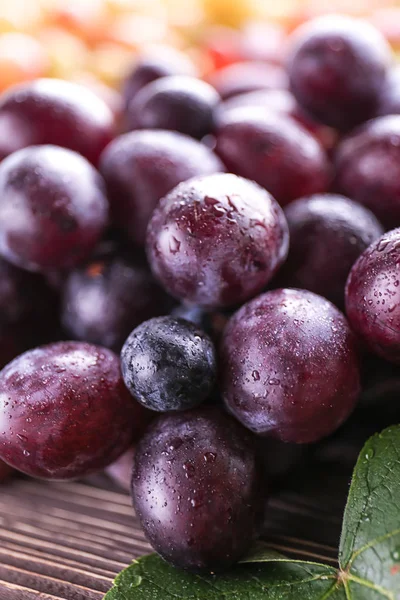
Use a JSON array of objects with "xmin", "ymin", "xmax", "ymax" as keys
[
  {"xmin": 104, "ymin": 551, "xmax": 340, "ymax": 600},
  {"xmin": 339, "ymin": 426, "xmax": 400, "ymax": 599},
  {"xmin": 104, "ymin": 425, "xmax": 400, "ymax": 600}
]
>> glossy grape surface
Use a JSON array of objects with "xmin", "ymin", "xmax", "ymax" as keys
[
  {"xmin": 346, "ymin": 228, "xmax": 400, "ymax": 364},
  {"xmin": 377, "ymin": 66, "xmax": 400, "ymax": 116},
  {"xmin": 0, "ymin": 341, "xmax": 145, "ymax": 479},
  {"xmin": 221, "ymin": 288, "xmax": 360, "ymax": 443},
  {"xmin": 122, "ymin": 50, "xmax": 196, "ymax": 109},
  {"xmin": 126, "ymin": 76, "xmax": 220, "ymax": 139},
  {"xmin": 121, "ymin": 316, "xmax": 216, "ymax": 412},
  {"xmin": 215, "ymin": 89, "xmax": 337, "ymax": 151},
  {"xmin": 208, "ymin": 61, "xmax": 288, "ymax": 100},
  {"xmin": 146, "ymin": 173, "xmax": 289, "ymax": 308},
  {"xmin": 215, "ymin": 109, "xmax": 330, "ymax": 206},
  {"xmin": 336, "ymin": 116, "xmax": 400, "ymax": 228},
  {"xmin": 62, "ymin": 248, "xmax": 173, "ymax": 351},
  {"xmin": 287, "ymin": 15, "xmax": 391, "ymax": 131},
  {"xmin": 0, "ymin": 78, "xmax": 114, "ymax": 165},
  {"xmin": 131, "ymin": 407, "xmax": 262, "ymax": 572},
  {"xmin": 0, "ymin": 145, "xmax": 108, "ymax": 271},
  {"xmin": 277, "ymin": 194, "xmax": 384, "ymax": 307},
  {"xmin": 100, "ymin": 130, "xmax": 224, "ymax": 245}
]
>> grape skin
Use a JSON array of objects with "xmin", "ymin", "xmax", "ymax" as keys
[
  {"xmin": 131, "ymin": 407, "xmax": 263, "ymax": 572},
  {"xmin": 221, "ymin": 288, "xmax": 361, "ymax": 443},
  {"xmin": 0, "ymin": 341, "xmax": 146, "ymax": 479}
]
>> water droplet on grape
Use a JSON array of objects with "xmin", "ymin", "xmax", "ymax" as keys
[{"xmin": 204, "ymin": 452, "xmax": 216, "ymax": 463}]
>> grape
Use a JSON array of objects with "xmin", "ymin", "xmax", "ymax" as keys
[
  {"xmin": 0, "ymin": 78, "xmax": 115, "ymax": 165},
  {"xmin": 215, "ymin": 89, "xmax": 337, "ymax": 151},
  {"xmin": 122, "ymin": 49, "xmax": 196, "ymax": 109},
  {"xmin": 377, "ymin": 65, "xmax": 400, "ymax": 116},
  {"xmin": 287, "ymin": 15, "xmax": 391, "ymax": 131},
  {"xmin": 171, "ymin": 304, "xmax": 229, "ymax": 344},
  {"xmin": 126, "ymin": 76, "xmax": 220, "ymax": 140},
  {"xmin": 215, "ymin": 108, "xmax": 330, "ymax": 206},
  {"xmin": 276, "ymin": 194, "xmax": 384, "ymax": 308},
  {"xmin": 0, "ymin": 341, "xmax": 147, "ymax": 480},
  {"xmin": 61, "ymin": 247, "xmax": 173, "ymax": 351},
  {"xmin": 335, "ymin": 115, "xmax": 400, "ymax": 228},
  {"xmin": 0, "ymin": 145, "xmax": 108, "ymax": 271},
  {"xmin": 146, "ymin": 173, "xmax": 289, "ymax": 308},
  {"xmin": 345, "ymin": 228, "xmax": 400, "ymax": 364},
  {"xmin": 121, "ymin": 316, "xmax": 216, "ymax": 412},
  {"xmin": 100, "ymin": 130, "xmax": 224, "ymax": 245},
  {"xmin": 131, "ymin": 407, "xmax": 262, "ymax": 572},
  {"xmin": 105, "ymin": 446, "xmax": 135, "ymax": 492},
  {"xmin": 207, "ymin": 61, "xmax": 288, "ymax": 100},
  {"xmin": 220, "ymin": 288, "xmax": 360, "ymax": 443}
]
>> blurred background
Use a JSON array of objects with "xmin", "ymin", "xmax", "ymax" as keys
[{"xmin": 1, "ymin": 0, "xmax": 399, "ymax": 114}]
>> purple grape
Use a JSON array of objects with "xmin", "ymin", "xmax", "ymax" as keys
[
  {"xmin": 146, "ymin": 173, "xmax": 289, "ymax": 308},
  {"xmin": 345, "ymin": 227, "xmax": 400, "ymax": 364},
  {"xmin": 100, "ymin": 130, "xmax": 224, "ymax": 245},
  {"xmin": 208, "ymin": 61, "xmax": 288, "ymax": 100},
  {"xmin": 121, "ymin": 316, "xmax": 217, "ymax": 412},
  {"xmin": 126, "ymin": 75, "xmax": 220, "ymax": 139},
  {"xmin": 61, "ymin": 248, "xmax": 173, "ymax": 351},
  {"xmin": 122, "ymin": 49, "xmax": 196, "ymax": 109},
  {"xmin": 335, "ymin": 115, "xmax": 400, "ymax": 228},
  {"xmin": 377, "ymin": 65, "xmax": 400, "ymax": 116},
  {"xmin": 0, "ymin": 145, "xmax": 108, "ymax": 271},
  {"xmin": 287, "ymin": 15, "xmax": 391, "ymax": 131},
  {"xmin": 277, "ymin": 194, "xmax": 384, "ymax": 307},
  {"xmin": 131, "ymin": 407, "xmax": 263, "ymax": 572},
  {"xmin": 0, "ymin": 78, "xmax": 115, "ymax": 165},
  {"xmin": 215, "ymin": 108, "xmax": 331, "ymax": 206},
  {"xmin": 215, "ymin": 88, "xmax": 338, "ymax": 151},
  {"xmin": 0, "ymin": 341, "xmax": 147, "ymax": 479},
  {"xmin": 220, "ymin": 288, "xmax": 360, "ymax": 443}
]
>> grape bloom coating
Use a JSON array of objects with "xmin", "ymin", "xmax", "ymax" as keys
[
  {"xmin": 146, "ymin": 173, "xmax": 289, "ymax": 308},
  {"xmin": 0, "ymin": 341, "xmax": 145, "ymax": 479},
  {"xmin": 220, "ymin": 288, "xmax": 361, "ymax": 443}
]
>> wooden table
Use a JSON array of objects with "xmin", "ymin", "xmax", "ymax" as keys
[{"xmin": 0, "ymin": 463, "xmax": 348, "ymax": 599}]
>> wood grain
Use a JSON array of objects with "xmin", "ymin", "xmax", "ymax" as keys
[{"xmin": 0, "ymin": 465, "xmax": 349, "ymax": 599}]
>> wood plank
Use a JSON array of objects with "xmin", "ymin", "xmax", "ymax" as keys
[{"xmin": 0, "ymin": 462, "xmax": 348, "ymax": 599}]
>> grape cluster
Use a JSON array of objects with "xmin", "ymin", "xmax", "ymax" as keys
[{"xmin": 0, "ymin": 13, "xmax": 398, "ymax": 575}]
